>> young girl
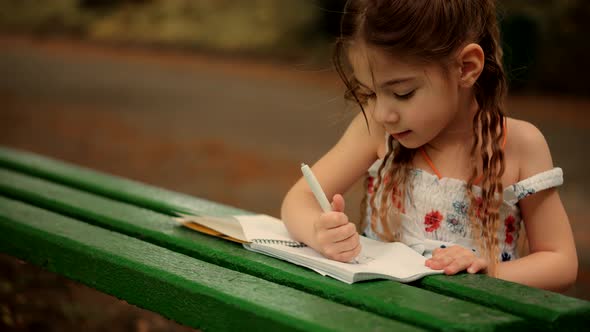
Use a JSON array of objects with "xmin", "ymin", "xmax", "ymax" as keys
[{"xmin": 281, "ymin": 0, "xmax": 578, "ymax": 292}]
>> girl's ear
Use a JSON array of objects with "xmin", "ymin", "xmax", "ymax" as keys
[{"xmin": 458, "ymin": 43, "xmax": 484, "ymax": 88}]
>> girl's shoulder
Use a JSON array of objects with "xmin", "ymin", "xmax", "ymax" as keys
[
  {"xmin": 333, "ymin": 112, "xmax": 384, "ymax": 167},
  {"xmin": 345, "ymin": 112, "xmax": 387, "ymax": 159},
  {"xmin": 505, "ymin": 117, "xmax": 555, "ymax": 181}
]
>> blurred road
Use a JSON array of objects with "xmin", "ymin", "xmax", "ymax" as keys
[
  {"xmin": 0, "ymin": 37, "xmax": 588, "ymax": 303},
  {"xmin": 0, "ymin": 37, "xmax": 358, "ymax": 217}
]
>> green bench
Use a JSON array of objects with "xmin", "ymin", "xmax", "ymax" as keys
[{"xmin": 0, "ymin": 146, "xmax": 588, "ymax": 331}]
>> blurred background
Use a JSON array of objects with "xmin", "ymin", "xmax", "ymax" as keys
[{"xmin": 0, "ymin": 0, "xmax": 588, "ymax": 331}]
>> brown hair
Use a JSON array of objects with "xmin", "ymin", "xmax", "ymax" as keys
[{"xmin": 334, "ymin": 0, "xmax": 507, "ymax": 274}]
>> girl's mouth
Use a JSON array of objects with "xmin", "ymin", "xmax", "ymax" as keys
[{"xmin": 391, "ymin": 130, "xmax": 411, "ymax": 140}]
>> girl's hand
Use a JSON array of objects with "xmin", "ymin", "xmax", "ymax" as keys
[
  {"xmin": 313, "ymin": 194, "xmax": 361, "ymax": 263},
  {"xmin": 425, "ymin": 246, "xmax": 488, "ymax": 275}
]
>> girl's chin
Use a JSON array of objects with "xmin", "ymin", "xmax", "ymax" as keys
[
  {"xmin": 398, "ymin": 141, "xmax": 422, "ymax": 149},
  {"xmin": 390, "ymin": 131, "xmax": 419, "ymax": 148}
]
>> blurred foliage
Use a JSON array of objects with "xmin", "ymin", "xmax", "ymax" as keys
[
  {"xmin": 0, "ymin": 0, "xmax": 329, "ymax": 59},
  {"xmin": 0, "ymin": 0, "xmax": 588, "ymax": 95},
  {"xmin": 13, "ymin": 0, "xmax": 335, "ymax": 62},
  {"xmin": 86, "ymin": 0, "xmax": 323, "ymax": 56},
  {"xmin": 499, "ymin": 0, "xmax": 590, "ymax": 94}
]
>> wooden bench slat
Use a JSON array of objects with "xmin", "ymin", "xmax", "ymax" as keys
[
  {"xmin": 0, "ymin": 147, "xmax": 243, "ymax": 217},
  {"xmin": 0, "ymin": 196, "xmax": 424, "ymax": 332},
  {"xmin": 420, "ymin": 274, "xmax": 590, "ymax": 331},
  {"xmin": 0, "ymin": 167, "xmax": 526, "ymax": 331}
]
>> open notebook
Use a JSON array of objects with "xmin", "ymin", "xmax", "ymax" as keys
[{"xmin": 175, "ymin": 213, "xmax": 442, "ymax": 284}]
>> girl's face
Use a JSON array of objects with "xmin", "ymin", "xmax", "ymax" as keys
[{"xmin": 348, "ymin": 45, "xmax": 467, "ymax": 149}]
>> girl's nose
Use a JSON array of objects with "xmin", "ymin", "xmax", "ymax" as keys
[{"xmin": 373, "ymin": 98, "xmax": 400, "ymax": 124}]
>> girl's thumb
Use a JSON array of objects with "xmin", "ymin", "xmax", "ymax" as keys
[{"xmin": 331, "ymin": 194, "xmax": 345, "ymax": 212}]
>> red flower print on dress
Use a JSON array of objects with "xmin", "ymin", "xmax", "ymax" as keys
[
  {"xmin": 474, "ymin": 197, "xmax": 484, "ymax": 218},
  {"xmin": 504, "ymin": 215, "xmax": 516, "ymax": 245},
  {"xmin": 383, "ymin": 175, "xmax": 391, "ymax": 184},
  {"xmin": 391, "ymin": 192, "xmax": 404, "ymax": 212},
  {"xmin": 390, "ymin": 184, "xmax": 405, "ymax": 213},
  {"xmin": 367, "ymin": 176, "xmax": 375, "ymax": 194},
  {"xmin": 424, "ymin": 210, "xmax": 443, "ymax": 232}
]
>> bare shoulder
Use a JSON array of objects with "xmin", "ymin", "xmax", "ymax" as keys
[
  {"xmin": 507, "ymin": 118, "xmax": 547, "ymax": 148},
  {"xmin": 308, "ymin": 112, "xmax": 383, "ymax": 196},
  {"xmin": 337, "ymin": 112, "xmax": 384, "ymax": 156},
  {"xmin": 506, "ymin": 118, "xmax": 554, "ymax": 180}
]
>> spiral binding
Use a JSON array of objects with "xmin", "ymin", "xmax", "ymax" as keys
[{"xmin": 251, "ymin": 239, "xmax": 307, "ymax": 248}]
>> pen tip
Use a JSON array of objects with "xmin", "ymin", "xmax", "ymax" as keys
[{"xmin": 300, "ymin": 163, "xmax": 306, "ymax": 167}]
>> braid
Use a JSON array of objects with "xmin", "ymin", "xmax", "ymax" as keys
[
  {"xmin": 466, "ymin": 9, "xmax": 507, "ymax": 275},
  {"xmin": 369, "ymin": 136, "xmax": 416, "ymax": 242}
]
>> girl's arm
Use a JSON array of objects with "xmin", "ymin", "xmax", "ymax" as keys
[
  {"xmin": 281, "ymin": 112, "xmax": 383, "ymax": 251},
  {"xmin": 496, "ymin": 121, "xmax": 578, "ymax": 292}
]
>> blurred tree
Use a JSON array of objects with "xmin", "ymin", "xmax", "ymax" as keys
[
  {"xmin": 0, "ymin": 0, "xmax": 587, "ymax": 95},
  {"xmin": 500, "ymin": 0, "xmax": 590, "ymax": 96},
  {"xmin": 315, "ymin": 0, "xmax": 346, "ymax": 39},
  {"xmin": 78, "ymin": 0, "xmax": 152, "ymax": 9},
  {"xmin": 501, "ymin": 14, "xmax": 539, "ymax": 92},
  {"xmin": 536, "ymin": 0, "xmax": 590, "ymax": 95}
]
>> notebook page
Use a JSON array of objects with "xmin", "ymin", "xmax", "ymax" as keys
[
  {"xmin": 236, "ymin": 214, "xmax": 442, "ymax": 282},
  {"xmin": 177, "ymin": 214, "xmax": 247, "ymax": 242},
  {"xmin": 357, "ymin": 240, "xmax": 440, "ymax": 279},
  {"xmin": 236, "ymin": 214, "xmax": 300, "ymax": 243},
  {"xmin": 246, "ymin": 234, "xmax": 442, "ymax": 282}
]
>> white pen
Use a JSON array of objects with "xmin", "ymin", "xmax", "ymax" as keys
[
  {"xmin": 300, "ymin": 163, "xmax": 332, "ymax": 212},
  {"xmin": 301, "ymin": 163, "xmax": 360, "ymax": 264}
]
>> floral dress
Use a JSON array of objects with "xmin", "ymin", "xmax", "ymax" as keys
[{"xmin": 363, "ymin": 140, "xmax": 564, "ymax": 261}]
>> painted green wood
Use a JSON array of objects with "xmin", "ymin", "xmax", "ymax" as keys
[
  {"xmin": 0, "ymin": 167, "xmax": 526, "ymax": 331},
  {"xmin": 3, "ymin": 148, "xmax": 589, "ymax": 329},
  {"xmin": 0, "ymin": 147, "xmax": 244, "ymax": 217},
  {"xmin": 0, "ymin": 197, "xmax": 424, "ymax": 332},
  {"xmin": 420, "ymin": 274, "xmax": 590, "ymax": 331}
]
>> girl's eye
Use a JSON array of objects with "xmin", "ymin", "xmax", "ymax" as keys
[
  {"xmin": 394, "ymin": 90, "xmax": 415, "ymax": 100},
  {"xmin": 356, "ymin": 92, "xmax": 376, "ymax": 104}
]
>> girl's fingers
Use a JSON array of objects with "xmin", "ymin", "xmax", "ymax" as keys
[
  {"xmin": 427, "ymin": 246, "xmax": 482, "ymax": 273},
  {"xmin": 331, "ymin": 194, "xmax": 346, "ymax": 212},
  {"xmin": 317, "ymin": 212, "xmax": 348, "ymax": 229},
  {"xmin": 443, "ymin": 254, "xmax": 474, "ymax": 275},
  {"xmin": 426, "ymin": 254, "xmax": 454, "ymax": 269},
  {"xmin": 431, "ymin": 245, "xmax": 459, "ymax": 259},
  {"xmin": 325, "ymin": 230, "xmax": 359, "ymax": 255},
  {"xmin": 325, "ymin": 222, "xmax": 357, "ymax": 242},
  {"xmin": 324, "ymin": 233, "xmax": 360, "ymax": 261},
  {"xmin": 332, "ymin": 241, "xmax": 362, "ymax": 263},
  {"xmin": 467, "ymin": 258, "xmax": 488, "ymax": 274},
  {"xmin": 433, "ymin": 245, "xmax": 464, "ymax": 257}
]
